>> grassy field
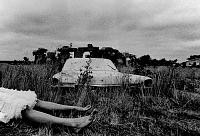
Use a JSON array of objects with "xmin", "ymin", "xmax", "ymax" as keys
[{"xmin": 1, "ymin": 63, "xmax": 200, "ymax": 135}]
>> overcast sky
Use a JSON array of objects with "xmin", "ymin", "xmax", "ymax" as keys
[{"xmin": 1, "ymin": 0, "xmax": 200, "ymax": 62}]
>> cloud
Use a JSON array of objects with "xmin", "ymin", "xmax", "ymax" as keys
[{"xmin": 1, "ymin": 0, "xmax": 200, "ymax": 61}]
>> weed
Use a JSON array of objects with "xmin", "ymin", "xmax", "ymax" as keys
[{"xmin": 76, "ymin": 58, "xmax": 93, "ymax": 107}]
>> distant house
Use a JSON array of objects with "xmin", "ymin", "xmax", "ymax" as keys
[{"xmin": 185, "ymin": 58, "xmax": 200, "ymax": 67}]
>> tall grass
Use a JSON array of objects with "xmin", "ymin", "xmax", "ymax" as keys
[
  {"xmin": 0, "ymin": 63, "xmax": 61, "ymax": 102},
  {"xmin": 0, "ymin": 64, "xmax": 200, "ymax": 135}
]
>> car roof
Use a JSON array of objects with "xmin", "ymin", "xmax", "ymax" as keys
[{"xmin": 62, "ymin": 58, "xmax": 118, "ymax": 71}]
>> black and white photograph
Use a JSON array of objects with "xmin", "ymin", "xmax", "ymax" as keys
[{"xmin": 0, "ymin": 0, "xmax": 200, "ymax": 135}]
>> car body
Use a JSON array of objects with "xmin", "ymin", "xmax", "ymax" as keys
[{"xmin": 51, "ymin": 58, "xmax": 152, "ymax": 88}]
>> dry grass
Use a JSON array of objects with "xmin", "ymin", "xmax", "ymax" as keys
[{"xmin": 1, "ymin": 64, "xmax": 200, "ymax": 136}]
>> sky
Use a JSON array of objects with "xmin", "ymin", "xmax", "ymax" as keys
[{"xmin": 1, "ymin": 0, "xmax": 200, "ymax": 62}]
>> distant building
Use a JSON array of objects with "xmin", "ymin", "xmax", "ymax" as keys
[{"xmin": 185, "ymin": 58, "xmax": 200, "ymax": 67}]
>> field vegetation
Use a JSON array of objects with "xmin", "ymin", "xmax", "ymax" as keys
[{"xmin": 1, "ymin": 63, "xmax": 200, "ymax": 135}]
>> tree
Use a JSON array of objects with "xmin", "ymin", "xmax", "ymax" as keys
[
  {"xmin": 23, "ymin": 57, "xmax": 30, "ymax": 64},
  {"xmin": 151, "ymin": 59, "xmax": 159, "ymax": 67},
  {"xmin": 33, "ymin": 48, "xmax": 47, "ymax": 64},
  {"xmin": 100, "ymin": 47, "xmax": 125, "ymax": 65},
  {"xmin": 123, "ymin": 52, "xmax": 136, "ymax": 66},
  {"xmin": 158, "ymin": 58, "xmax": 167, "ymax": 66},
  {"xmin": 46, "ymin": 52, "xmax": 57, "ymax": 64},
  {"xmin": 137, "ymin": 55, "xmax": 151, "ymax": 66},
  {"xmin": 57, "ymin": 46, "xmax": 71, "ymax": 70}
]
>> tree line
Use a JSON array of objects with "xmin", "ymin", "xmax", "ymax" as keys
[{"xmin": 20, "ymin": 45, "xmax": 179, "ymax": 68}]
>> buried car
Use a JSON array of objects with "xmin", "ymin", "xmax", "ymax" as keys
[{"xmin": 51, "ymin": 58, "xmax": 152, "ymax": 88}]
